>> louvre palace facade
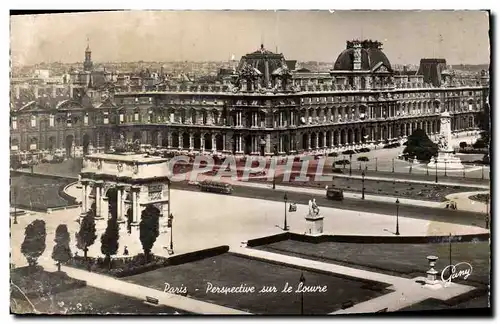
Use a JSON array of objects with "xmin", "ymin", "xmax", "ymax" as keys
[{"xmin": 10, "ymin": 40, "xmax": 490, "ymax": 159}]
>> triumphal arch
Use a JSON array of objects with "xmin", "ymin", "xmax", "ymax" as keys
[{"xmin": 79, "ymin": 139, "xmax": 170, "ymax": 234}]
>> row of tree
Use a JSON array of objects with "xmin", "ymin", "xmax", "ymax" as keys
[{"xmin": 20, "ymin": 205, "xmax": 161, "ymax": 270}]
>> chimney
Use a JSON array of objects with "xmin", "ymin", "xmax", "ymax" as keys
[{"xmin": 353, "ymin": 41, "xmax": 362, "ymax": 70}]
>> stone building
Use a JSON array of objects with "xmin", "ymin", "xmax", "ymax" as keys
[{"xmin": 10, "ymin": 40, "xmax": 489, "ymax": 159}]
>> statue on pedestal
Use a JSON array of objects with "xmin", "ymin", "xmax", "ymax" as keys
[
  {"xmin": 308, "ymin": 199, "xmax": 320, "ymax": 217},
  {"xmin": 438, "ymin": 135, "xmax": 448, "ymax": 151}
]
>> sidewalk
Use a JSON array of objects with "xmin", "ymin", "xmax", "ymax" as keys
[
  {"xmin": 231, "ymin": 247, "xmax": 476, "ymax": 314},
  {"xmin": 445, "ymin": 191, "xmax": 490, "ymax": 214},
  {"xmin": 41, "ymin": 261, "xmax": 250, "ymax": 315}
]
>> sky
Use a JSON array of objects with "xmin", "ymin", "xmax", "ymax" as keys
[{"xmin": 10, "ymin": 10, "xmax": 491, "ymax": 66}]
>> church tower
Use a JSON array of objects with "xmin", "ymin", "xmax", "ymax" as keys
[{"xmin": 83, "ymin": 38, "xmax": 93, "ymax": 72}]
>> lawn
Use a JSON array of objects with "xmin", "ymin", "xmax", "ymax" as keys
[
  {"xmin": 256, "ymin": 174, "xmax": 483, "ymax": 202},
  {"xmin": 123, "ymin": 252, "xmax": 391, "ymax": 315},
  {"xmin": 10, "ymin": 173, "xmax": 74, "ymax": 210},
  {"xmin": 469, "ymin": 194, "xmax": 489, "ymax": 203},
  {"xmin": 254, "ymin": 240, "xmax": 490, "ymax": 287},
  {"xmin": 10, "ymin": 267, "xmax": 186, "ymax": 315}
]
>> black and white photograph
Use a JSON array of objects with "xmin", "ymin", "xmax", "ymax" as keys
[{"xmin": 8, "ymin": 9, "xmax": 491, "ymax": 316}]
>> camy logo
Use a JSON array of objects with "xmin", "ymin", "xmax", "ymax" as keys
[{"xmin": 441, "ymin": 262, "xmax": 473, "ymax": 286}]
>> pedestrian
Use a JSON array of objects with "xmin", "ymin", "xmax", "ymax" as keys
[{"xmin": 124, "ymin": 246, "xmax": 129, "ymax": 256}]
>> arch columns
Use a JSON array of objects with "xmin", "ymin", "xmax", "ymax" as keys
[
  {"xmin": 94, "ymin": 180, "xmax": 104, "ymax": 219},
  {"xmin": 80, "ymin": 179, "xmax": 90, "ymax": 216}
]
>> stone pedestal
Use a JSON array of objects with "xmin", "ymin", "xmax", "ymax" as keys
[
  {"xmin": 427, "ymin": 150, "xmax": 465, "ymax": 170},
  {"xmin": 305, "ymin": 214, "xmax": 324, "ymax": 236}
]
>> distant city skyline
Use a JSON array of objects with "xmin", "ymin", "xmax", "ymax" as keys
[{"xmin": 10, "ymin": 10, "xmax": 490, "ymax": 67}]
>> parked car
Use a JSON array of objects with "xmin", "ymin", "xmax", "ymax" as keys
[
  {"xmin": 325, "ymin": 186, "xmax": 344, "ymax": 201},
  {"xmin": 331, "ymin": 167, "xmax": 344, "ymax": 174}
]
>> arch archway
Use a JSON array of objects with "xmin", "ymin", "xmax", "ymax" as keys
[
  {"xmin": 361, "ymin": 128, "xmax": 367, "ymax": 143},
  {"xmin": 161, "ymin": 133, "xmax": 169, "ymax": 147},
  {"xmin": 326, "ymin": 131, "xmax": 332, "ymax": 147},
  {"xmin": 171, "ymin": 132, "xmax": 179, "ymax": 148},
  {"xmin": 182, "ymin": 133, "xmax": 190, "ymax": 149},
  {"xmin": 215, "ymin": 134, "xmax": 223, "ymax": 151},
  {"xmin": 354, "ymin": 129, "xmax": 360, "ymax": 143},
  {"xmin": 133, "ymin": 131, "xmax": 141, "ymax": 142},
  {"xmin": 310, "ymin": 132, "xmax": 317, "ymax": 149},
  {"xmin": 65, "ymin": 134, "xmax": 74, "ymax": 157},
  {"xmin": 106, "ymin": 187, "xmax": 118, "ymax": 220},
  {"xmin": 48, "ymin": 136, "xmax": 56, "ymax": 152},
  {"xmin": 347, "ymin": 129, "xmax": 353, "ymax": 144},
  {"xmin": 340, "ymin": 129, "xmax": 346, "ymax": 145},
  {"xmin": 302, "ymin": 133, "xmax": 309, "ymax": 150},
  {"xmin": 82, "ymin": 134, "xmax": 90, "ymax": 155},
  {"xmin": 333, "ymin": 130, "xmax": 339, "ymax": 146},
  {"xmin": 151, "ymin": 130, "xmax": 159, "ymax": 147},
  {"xmin": 193, "ymin": 133, "xmax": 201, "ymax": 150},
  {"xmin": 204, "ymin": 134, "xmax": 212, "ymax": 150},
  {"xmin": 318, "ymin": 132, "xmax": 324, "ymax": 148}
]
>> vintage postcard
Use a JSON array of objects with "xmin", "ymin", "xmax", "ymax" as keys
[{"xmin": 9, "ymin": 10, "xmax": 491, "ymax": 316}]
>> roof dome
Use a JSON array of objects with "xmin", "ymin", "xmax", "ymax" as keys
[
  {"xmin": 237, "ymin": 44, "xmax": 287, "ymax": 76},
  {"xmin": 333, "ymin": 40, "xmax": 393, "ymax": 72}
]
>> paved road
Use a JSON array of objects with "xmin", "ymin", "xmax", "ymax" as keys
[{"xmin": 172, "ymin": 182, "xmax": 487, "ymax": 229}]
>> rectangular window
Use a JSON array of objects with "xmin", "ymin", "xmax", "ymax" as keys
[
  {"xmin": 104, "ymin": 112, "xmax": 109, "ymax": 125},
  {"xmin": 134, "ymin": 112, "xmax": 139, "ymax": 121},
  {"xmin": 31, "ymin": 116, "xmax": 36, "ymax": 128},
  {"xmin": 12, "ymin": 118, "xmax": 17, "ymax": 130},
  {"xmin": 120, "ymin": 114, "xmax": 124, "ymax": 123}
]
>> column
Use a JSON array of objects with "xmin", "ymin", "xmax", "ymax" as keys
[
  {"xmin": 157, "ymin": 132, "xmax": 162, "ymax": 148},
  {"xmin": 315, "ymin": 133, "xmax": 319, "ymax": 149},
  {"xmin": 336, "ymin": 131, "xmax": 341, "ymax": 147},
  {"xmin": 80, "ymin": 180, "xmax": 89, "ymax": 215},
  {"xmin": 388, "ymin": 126, "xmax": 392, "ymax": 139},
  {"xmin": 95, "ymin": 181, "xmax": 102, "ymax": 218},
  {"xmin": 211, "ymin": 133, "xmax": 216, "ymax": 151},
  {"xmin": 323, "ymin": 132, "xmax": 327, "ymax": 148},
  {"xmin": 239, "ymin": 135, "xmax": 242, "ymax": 152},
  {"xmin": 330, "ymin": 131, "xmax": 334, "ymax": 148},
  {"xmin": 201, "ymin": 133, "xmax": 205, "ymax": 151},
  {"xmin": 279, "ymin": 111, "xmax": 283, "ymax": 127},
  {"xmin": 290, "ymin": 111, "xmax": 294, "ymax": 126},
  {"xmin": 167, "ymin": 132, "xmax": 172, "ymax": 149},
  {"xmin": 178, "ymin": 133, "xmax": 182, "ymax": 149},
  {"xmin": 279, "ymin": 135, "xmax": 283, "ymax": 153},
  {"xmin": 308, "ymin": 134, "xmax": 311, "ymax": 150},
  {"xmin": 189, "ymin": 133, "xmax": 194, "ymax": 150},
  {"xmin": 116, "ymin": 186, "xmax": 123, "ymax": 221},
  {"xmin": 238, "ymin": 112, "xmax": 242, "ymax": 126}
]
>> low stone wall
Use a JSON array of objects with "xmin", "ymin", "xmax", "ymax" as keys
[{"xmin": 246, "ymin": 232, "xmax": 490, "ymax": 247}]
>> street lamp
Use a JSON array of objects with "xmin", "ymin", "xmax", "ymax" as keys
[
  {"xmin": 349, "ymin": 153, "xmax": 353, "ymax": 176},
  {"xmin": 168, "ymin": 213, "xmax": 174, "ymax": 254},
  {"xmin": 361, "ymin": 171, "xmax": 365, "ymax": 200},
  {"xmin": 395, "ymin": 198, "xmax": 400, "ymax": 236},
  {"xmin": 435, "ymin": 161, "xmax": 438, "ymax": 183},
  {"xmin": 299, "ymin": 272, "xmax": 305, "ymax": 315},
  {"xmin": 283, "ymin": 193, "xmax": 289, "ymax": 231}
]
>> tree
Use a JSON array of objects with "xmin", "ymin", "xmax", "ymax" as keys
[
  {"xmin": 403, "ymin": 129, "xmax": 438, "ymax": 162},
  {"xmin": 100, "ymin": 217, "xmax": 120, "ymax": 269},
  {"xmin": 21, "ymin": 220, "xmax": 47, "ymax": 267},
  {"xmin": 52, "ymin": 224, "xmax": 72, "ymax": 271},
  {"xmin": 76, "ymin": 209, "xmax": 97, "ymax": 259},
  {"xmin": 139, "ymin": 206, "xmax": 160, "ymax": 262}
]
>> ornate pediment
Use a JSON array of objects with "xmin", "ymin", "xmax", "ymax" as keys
[{"xmin": 371, "ymin": 62, "xmax": 390, "ymax": 73}]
